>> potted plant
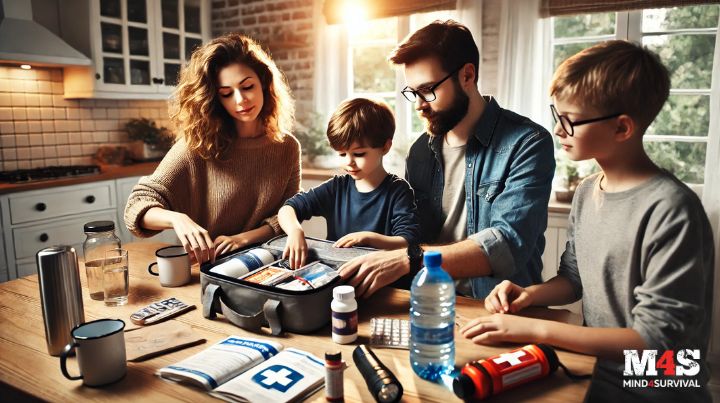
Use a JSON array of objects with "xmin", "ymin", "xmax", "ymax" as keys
[
  {"xmin": 124, "ymin": 118, "xmax": 174, "ymax": 161},
  {"xmin": 294, "ymin": 113, "xmax": 334, "ymax": 168},
  {"xmin": 554, "ymin": 156, "xmax": 581, "ymax": 203}
]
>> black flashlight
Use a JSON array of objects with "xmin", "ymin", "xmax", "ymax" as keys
[{"xmin": 352, "ymin": 344, "xmax": 403, "ymax": 403}]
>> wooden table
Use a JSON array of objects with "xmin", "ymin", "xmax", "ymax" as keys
[{"xmin": 0, "ymin": 242, "xmax": 595, "ymax": 402}]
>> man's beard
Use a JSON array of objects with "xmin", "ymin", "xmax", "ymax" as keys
[{"xmin": 420, "ymin": 83, "xmax": 469, "ymax": 137}]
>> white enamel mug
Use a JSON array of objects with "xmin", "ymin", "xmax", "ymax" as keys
[
  {"xmin": 59, "ymin": 318, "xmax": 126, "ymax": 386},
  {"xmin": 147, "ymin": 245, "xmax": 191, "ymax": 287}
]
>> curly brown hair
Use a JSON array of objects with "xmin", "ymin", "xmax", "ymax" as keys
[{"xmin": 170, "ymin": 33, "xmax": 295, "ymax": 159}]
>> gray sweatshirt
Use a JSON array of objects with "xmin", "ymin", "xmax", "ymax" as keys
[{"xmin": 557, "ymin": 171, "xmax": 714, "ymax": 401}]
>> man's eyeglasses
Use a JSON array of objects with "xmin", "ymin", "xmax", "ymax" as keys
[
  {"xmin": 550, "ymin": 104, "xmax": 622, "ymax": 137},
  {"xmin": 401, "ymin": 66, "xmax": 463, "ymax": 103}
]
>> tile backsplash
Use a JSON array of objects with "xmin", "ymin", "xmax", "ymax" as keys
[{"xmin": 0, "ymin": 66, "xmax": 171, "ymax": 171}]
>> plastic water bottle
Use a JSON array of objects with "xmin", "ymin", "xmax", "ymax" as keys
[{"xmin": 410, "ymin": 251, "xmax": 455, "ymax": 381}]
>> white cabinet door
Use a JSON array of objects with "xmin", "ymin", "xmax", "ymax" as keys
[
  {"xmin": 12, "ymin": 210, "xmax": 118, "ymax": 261},
  {"xmin": 62, "ymin": 0, "xmax": 210, "ymax": 99},
  {"xmin": 8, "ymin": 181, "xmax": 116, "ymax": 225}
]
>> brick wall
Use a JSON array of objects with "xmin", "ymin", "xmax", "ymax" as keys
[
  {"xmin": 0, "ymin": 66, "xmax": 169, "ymax": 171},
  {"xmin": 211, "ymin": 0, "xmax": 316, "ymax": 126}
]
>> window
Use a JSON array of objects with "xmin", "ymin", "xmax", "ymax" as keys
[
  {"xmin": 344, "ymin": 10, "xmax": 456, "ymax": 161},
  {"xmin": 551, "ymin": 5, "xmax": 720, "ymax": 185}
]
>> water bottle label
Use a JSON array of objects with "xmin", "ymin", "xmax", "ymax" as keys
[
  {"xmin": 332, "ymin": 310, "xmax": 358, "ymax": 336},
  {"xmin": 411, "ymin": 323, "xmax": 454, "ymax": 345}
]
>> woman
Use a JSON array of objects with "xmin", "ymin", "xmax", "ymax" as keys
[{"xmin": 124, "ymin": 33, "xmax": 300, "ymax": 264}]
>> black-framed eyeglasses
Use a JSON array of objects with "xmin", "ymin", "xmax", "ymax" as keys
[
  {"xmin": 550, "ymin": 104, "xmax": 622, "ymax": 137},
  {"xmin": 401, "ymin": 66, "xmax": 462, "ymax": 103}
]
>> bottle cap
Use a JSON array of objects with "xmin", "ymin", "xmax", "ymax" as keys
[
  {"xmin": 452, "ymin": 373, "xmax": 476, "ymax": 399},
  {"xmin": 325, "ymin": 351, "xmax": 342, "ymax": 361},
  {"xmin": 84, "ymin": 220, "xmax": 115, "ymax": 233},
  {"xmin": 423, "ymin": 251, "xmax": 442, "ymax": 267},
  {"xmin": 333, "ymin": 285, "xmax": 355, "ymax": 300}
]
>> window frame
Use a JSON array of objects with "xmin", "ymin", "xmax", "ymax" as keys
[{"xmin": 551, "ymin": 8, "xmax": 718, "ymax": 190}]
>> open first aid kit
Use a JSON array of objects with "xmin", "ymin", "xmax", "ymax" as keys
[{"xmin": 200, "ymin": 235, "xmax": 374, "ymax": 335}]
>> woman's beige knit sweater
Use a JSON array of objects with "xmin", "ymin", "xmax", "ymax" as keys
[{"xmin": 124, "ymin": 133, "xmax": 301, "ymax": 239}]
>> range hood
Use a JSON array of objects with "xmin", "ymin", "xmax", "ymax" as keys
[{"xmin": 0, "ymin": 0, "xmax": 90, "ymax": 66}]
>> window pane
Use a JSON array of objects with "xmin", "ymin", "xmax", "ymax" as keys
[
  {"xmin": 185, "ymin": 0, "xmax": 202, "ymax": 33},
  {"xmin": 642, "ymin": 5, "xmax": 720, "ymax": 31},
  {"xmin": 129, "ymin": 60, "xmax": 150, "ymax": 85},
  {"xmin": 127, "ymin": 0, "xmax": 147, "ymax": 23},
  {"xmin": 352, "ymin": 45, "xmax": 395, "ymax": 92},
  {"xmin": 648, "ymin": 94, "xmax": 710, "ymax": 137},
  {"xmin": 185, "ymin": 38, "xmax": 202, "ymax": 60},
  {"xmin": 411, "ymin": 10, "xmax": 457, "ymax": 31},
  {"xmin": 644, "ymin": 141, "xmax": 706, "ymax": 183},
  {"xmin": 553, "ymin": 13, "xmax": 615, "ymax": 38},
  {"xmin": 349, "ymin": 17, "xmax": 396, "ymax": 42},
  {"xmin": 101, "ymin": 22, "xmax": 123, "ymax": 53},
  {"xmin": 128, "ymin": 27, "xmax": 149, "ymax": 56},
  {"xmin": 553, "ymin": 42, "xmax": 597, "ymax": 69},
  {"xmin": 644, "ymin": 34, "xmax": 716, "ymax": 89},
  {"xmin": 163, "ymin": 32, "xmax": 180, "ymax": 59},
  {"xmin": 164, "ymin": 63, "xmax": 181, "ymax": 86},
  {"xmin": 103, "ymin": 57, "xmax": 124, "ymax": 84},
  {"xmin": 100, "ymin": 0, "xmax": 120, "ymax": 18},
  {"xmin": 162, "ymin": 0, "xmax": 179, "ymax": 29}
]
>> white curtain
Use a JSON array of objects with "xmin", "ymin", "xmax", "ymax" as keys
[
  {"xmin": 455, "ymin": 0, "xmax": 483, "ymax": 92},
  {"xmin": 312, "ymin": 0, "xmax": 348, "ymax": 123},
  {"xmin": 496, "ymin": 0, "xmax": 553, "ymax": 129},
  {"xmin": 702, "ymin": 20, "xmax": 720, "ymax": 363}
]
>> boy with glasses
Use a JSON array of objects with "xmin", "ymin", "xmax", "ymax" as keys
[
  {"xmin": 340, "ymin": 20, "xmax": 556, "ymax": 299},
  {"xmin": 462, "ymin": 40, "xmax": 714, "ymax": 401}
]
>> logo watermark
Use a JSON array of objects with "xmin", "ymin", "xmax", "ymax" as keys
[{"xmin": 622, "ymin": 349, "xmax": 701, "ymax": 388}]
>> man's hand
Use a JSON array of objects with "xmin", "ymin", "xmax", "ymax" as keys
[
  {"xmin": 338, "ymin": 249, "xmax": 409, "ymax": 298},
  {"xmin": 333, "ymin": 231, "xmax": 376, "ymax": 248}
]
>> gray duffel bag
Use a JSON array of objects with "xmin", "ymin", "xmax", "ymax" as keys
[{"xmin": 200, "ymin": 235, "xmax": 373, "ymax": 335}]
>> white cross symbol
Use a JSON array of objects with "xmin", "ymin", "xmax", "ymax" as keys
[
  {"xmin": 260, "ymin": 368, "xmax": 293, "ymax": 387},
  {"xmin": 492, "ymin": 350, "xmax": 526, "ymax": 366}
]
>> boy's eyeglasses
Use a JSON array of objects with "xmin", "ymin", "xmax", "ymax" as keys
[
  {"xmin": 550, "ymin": 104, "xmax": 622, "ymax": 137},
  {"xmin": 401, "ymin": 66, "xmax": 463, "ymax": 103}
]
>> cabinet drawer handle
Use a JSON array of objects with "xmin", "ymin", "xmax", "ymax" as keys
[
  {"xmin": 85, "ymin": 195, "xmax": 96, "ymax": 204},
  {"xmin": 35, "ymin": 202, "xmax": 47, "ymax": 211},
  {"xmin": 39, "ymin": 233, "xmax": 49, "ymax": 242}
]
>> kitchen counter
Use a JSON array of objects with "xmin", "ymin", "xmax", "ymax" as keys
[{"xmin": 0, "ymin": 162, "xmax": 161, "ymax": 195}]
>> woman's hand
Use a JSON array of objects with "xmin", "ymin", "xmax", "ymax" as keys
[
  {"xmin": 460, "ymin": 314, "xmax": 545, "ymax": 345},
  {"xmin": 283, "ymin": 229, "xmax": 308, "ymax": 269},
  {"xmin": 485, "ymin": 280, "xmax": 533, "ymax": 314},
  {"xmin": 214, "ymin": 235, "xmax": 249, "ymax": 257},
  {"xmin": 333, "ymin": 231, "xmax": 376, "ymax": 248},
  {"xmin": 169, "ymin": 212, "xmax": 215, "ymax": 264}
]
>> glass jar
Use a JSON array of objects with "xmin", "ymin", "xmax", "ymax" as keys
[{"xmin": 83, "ymin": 221, "xmax": 121, "ymax": 301}]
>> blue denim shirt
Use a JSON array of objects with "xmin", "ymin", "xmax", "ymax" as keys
[{"xmin": 405, "ymin": 97, "xmax": 555, "ymax": 299}]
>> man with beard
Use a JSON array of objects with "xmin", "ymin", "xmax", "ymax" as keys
[{"xmin": 339, "ymin": 20, "xmax": 556, "ymax": 300}]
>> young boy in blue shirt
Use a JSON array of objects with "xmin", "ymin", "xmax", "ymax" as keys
[
  {"xmin": 279, "ymin": 98, "xmax": 420, "ymax": 269},
  {"xmin": 460, "ymin": 40, "xmax": 714, "ymax": 401}
]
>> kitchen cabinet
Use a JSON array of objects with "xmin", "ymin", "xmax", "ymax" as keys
[
  {"xmin": 0, "ymin": 219, "xmax": 6, "ymax": 283},
  {"xmin": 60, "ymin": 0, "xmax": 210, "ymax": 99},
  {"xmin": 542, "ymin": 211, "xmax": 581, "ymax": 315},
  {"xmin": 115, "ymin": 175, "xmax": 178, "ymax": 245},
  {"xmin": 0, "ymin": 181, "xmax": 119, "ymax": 279}
]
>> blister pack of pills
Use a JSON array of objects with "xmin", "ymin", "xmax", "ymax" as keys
[{"xmin": 369, "ymin": 317, "xmax": 410, "ymax": 349}]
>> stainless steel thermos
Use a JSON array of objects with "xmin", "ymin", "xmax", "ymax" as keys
[{"xmin": 36, "ymin": 246, "xmax": 85, "ymax": 356}]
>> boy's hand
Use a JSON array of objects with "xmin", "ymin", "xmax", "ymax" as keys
[
  {"xmin": 283, "ymin": 229, "xmax": 308, "ymax": 269},
  {"xmin": 333, "ymin": 231, "xmax": 375, "ymax": 248},
  {"xmin": 485, "ymin": 280, "xmax": 533, "ymax": 314},
  {"xmin": 460, "ymin": 314, "xmax": 544, "ymax": 345}
]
